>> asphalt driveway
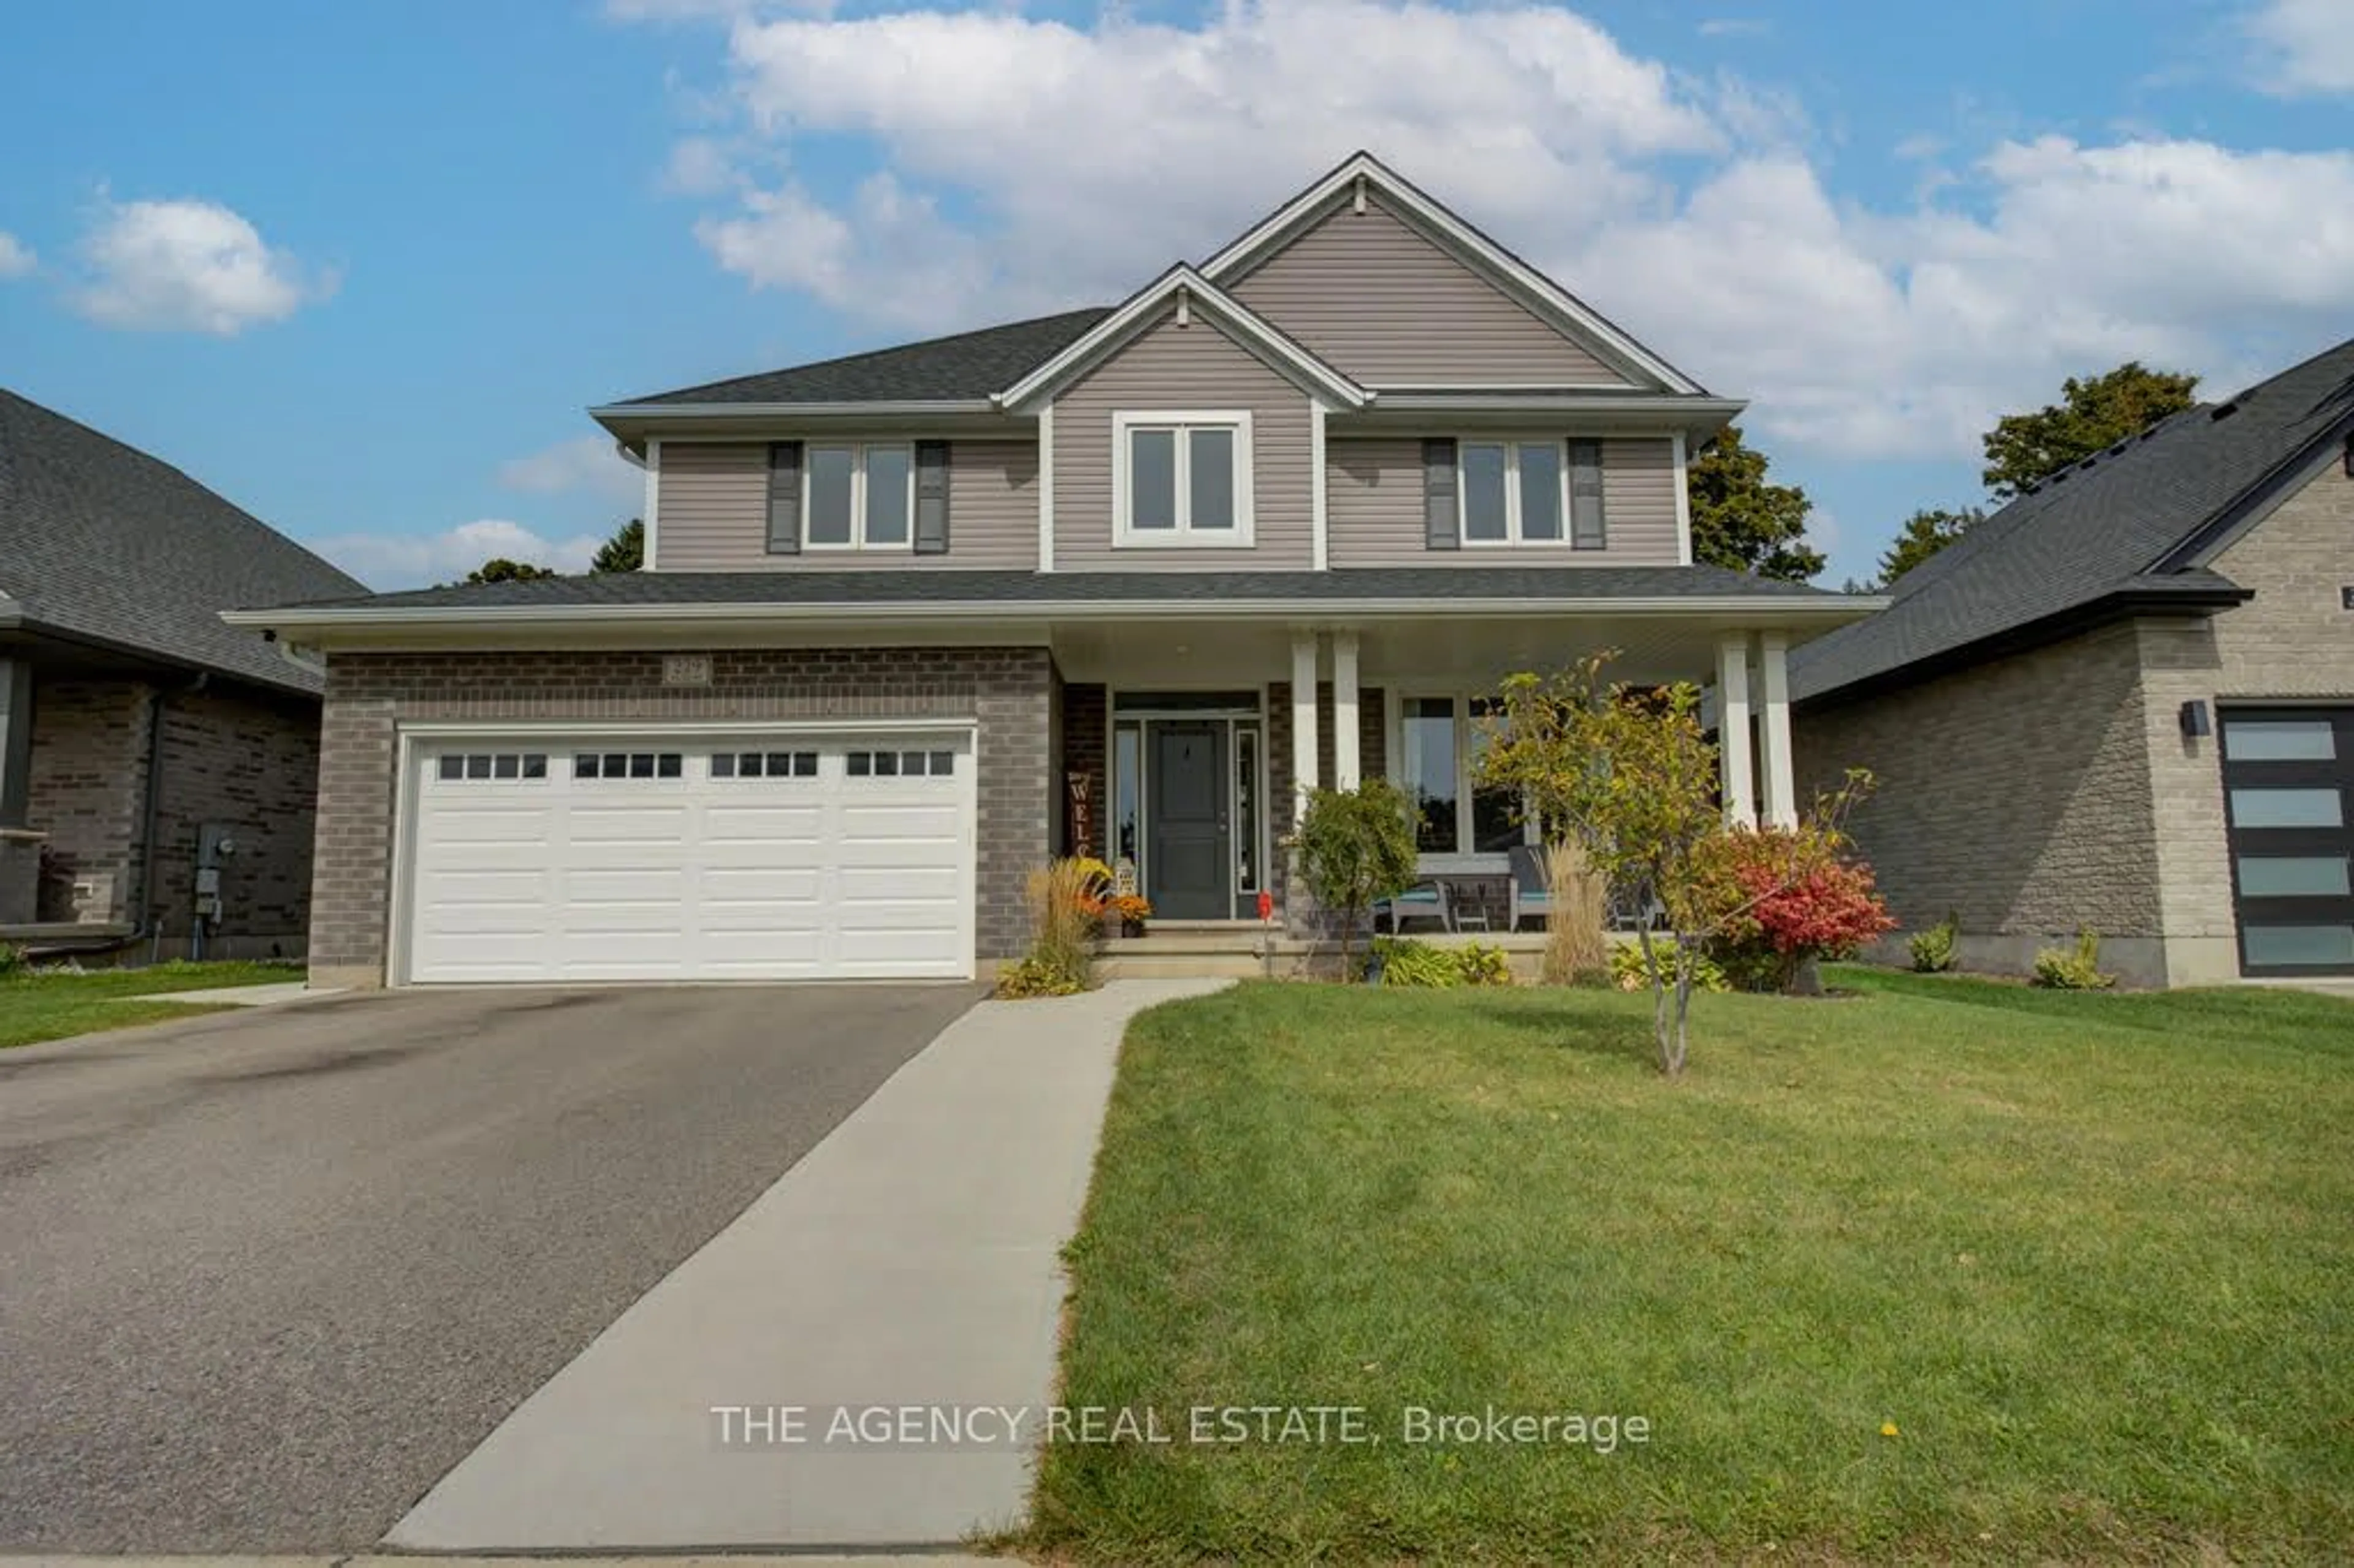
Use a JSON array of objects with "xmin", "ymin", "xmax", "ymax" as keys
[{"xmin": 0, "ymin": 981, "xmax": 982, "ymax": 1554}]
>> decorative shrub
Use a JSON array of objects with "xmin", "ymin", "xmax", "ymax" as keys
[
  {"xmin": 1612, "ymin": 940, "xmax": 1727, "ymax": 994},
  {"xmin": 2032, "ymin": 928, "xmax": 2117, "ymax": 990},
  {"xmin": 1540, "ymin": 839, "xmax": 1610, "ymax": 984},
  {"xmin": 1293, "ymin": 778, "xmax": 1419, "ymax": 978},
  {"xmin": 1454, "ymin": 942, "xmax": 1514, "ymax": 988},
  {"xmin": 1370, "ymin": 937, "xmax": 1515, "ymax": 988},
  {"xmin": 1695, "ymin": 826, "xmax": 1897, "ymax": 993},
  {"xmin": 997, "ymin": 856, "xmax": 1112, "ymax": 998},
  {"xmin": 996, "ymin": 954, "xmax": 1088, "ymax": 998},
  {"xmin": 1908, "ymin": 911, "xmax": 1960, "ymax": 973}
]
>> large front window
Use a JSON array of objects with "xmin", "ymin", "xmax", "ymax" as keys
[
  {"xmin": 804, "ymin": 442, "xmax": 913, "ymax": 550},
  {"xmin": 1114, "ymin": 411, "xmax": 1254, "ymax": 546},
  {"xmin": 1400, "ymin": 695, "xmax": 1522, "ymax": 857}
]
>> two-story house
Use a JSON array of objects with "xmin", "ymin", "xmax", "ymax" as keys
[{"xmin": 232, "ymin": 154, "xmax": 1876, "ymax": 989}]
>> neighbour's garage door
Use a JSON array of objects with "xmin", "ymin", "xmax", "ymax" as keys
[
  {"xmin": 2220, "ymin": 706, "xmax": 2354, "ymax": 977},
  {"xmin": 402, "ymin": 733, "xmax": 976, "ymax": 983}
]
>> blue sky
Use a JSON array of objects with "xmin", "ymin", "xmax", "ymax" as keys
[{"xmin": 1, "ymin": 0, "xmax": 2349, "ymax": 587}]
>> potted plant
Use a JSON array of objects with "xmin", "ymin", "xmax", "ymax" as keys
[{"xmin": 1108, "ymin": 893, "xmax": 1152, "ymax": 938}]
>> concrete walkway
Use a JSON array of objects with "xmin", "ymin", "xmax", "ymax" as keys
[
  {"xmin": 389, "ymin": 978, "xmax": 1229, "ymax": 1555},
  {"xmin": 123, "ymin": 980, "xmax": 335, "ymax": 1007}
]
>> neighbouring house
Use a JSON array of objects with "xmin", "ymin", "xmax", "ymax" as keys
[
  {"xmin": 0, "ymin": 389, "xmax": 367, "ymax": 961},
  {"xmin": 1791, "ymin": 337, "xmax": 2354, "ymax": 987},
  {"xmin": 228, "ymin": 152, "xmax": 1879, "ymax": 989}
]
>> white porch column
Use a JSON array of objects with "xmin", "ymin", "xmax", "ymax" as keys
[
  {"xmin": 1331, "ymin": 632, "xmax": 1360, "ymax": 790},
  {"xmin": 1290, "ymin": 633, "xmax": 1321, "ymax": 812},
  {"xmin": 1716, "ymin": 633, "xmax": 1756, "ymax": 828},
  {"xmin": 1757, "ymin": 631, "xmax": 1796, "ymax": 828}
]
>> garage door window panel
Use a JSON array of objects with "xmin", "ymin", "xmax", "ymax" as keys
[
  {"xmin": 713, "ymin": 751, "xmax": 818, "ymax": 780},
  {"xmin": 438, "ymin": 752, "xmax": 547, "ymax": 782},
  {"xmin": 576, "ymin": 752, "xmax": 684, "ymax": 781}
]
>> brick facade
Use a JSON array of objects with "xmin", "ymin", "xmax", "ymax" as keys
[
  {"xmin": 308, "ymin": 646, "xmax": 1054, "ymax": 988},
  {"xmin": 1794, "ymin": 460, "xmax": 2354, "ymax": 987},
  {"xmin": 149, "ymin": 682, "xmax": 321, "ymax": 957},
  {"xmin": 20, "ymin": 674, "xmax": 321, "ymax": 957},
  {"xmin": 25, "ymin": 679, "xmax": 151, "ymax": 925}
]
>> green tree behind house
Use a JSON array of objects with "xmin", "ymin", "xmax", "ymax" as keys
[
  {"xmin": 1686, "ymin": 425, "xmax": 1825, "ymax": 583},
  {"xmin": 592, "ymin": 518, "xmax": 644, "ymax": 574},
  {"xmin": 1873, "ymin": 506, "xmax": 1985, "ymax": 588},
  {"xmin": 1981, "ymin": 361, "xmax": 2200, "ymax": 499},
  {"xmin": 462, "ymin": 558, "xmax": 558, "ymax": 585}
]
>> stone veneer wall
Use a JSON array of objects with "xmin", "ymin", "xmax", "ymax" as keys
[
  {"xmin": 310, "ymin": 647, "xmax": 1053, "ymax": 988},
  {"xmin": 1792, "ymin": 459, "xmax": 2354, "ymax": 988}
]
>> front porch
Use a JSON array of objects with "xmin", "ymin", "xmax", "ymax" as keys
[{"xmin": 1049, "ymin": 610, "xmax": 1812, "ymax": 939}]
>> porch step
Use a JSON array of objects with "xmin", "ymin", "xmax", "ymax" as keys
[
  {"xmin": 1098, "ymin": 951, "xmax": 1276, "ymax": 981},
  {"xmin": 1099, "ymin": 929, "xmax": 1270, "ymax": 956},
  {"xmin": 1093, "ymin": 929, "xmax": 1558, "ymax": 981}
]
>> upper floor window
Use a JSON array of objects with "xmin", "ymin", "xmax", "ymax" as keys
[
  {"xmin": 1441, "ymin": 437, "xmax": 1605, "ymax": 550},
  {"xmin": 1114, "ymin": 411, "xmax": 1254, "ymax": 547},
  {"xmin": 805, "ymin": 443, "xmax": 913, "ymax": 551}
]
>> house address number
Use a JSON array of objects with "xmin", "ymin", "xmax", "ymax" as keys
[{"xmin": 662, "ymin": 653, "xmax": 714, "ymax": 688}]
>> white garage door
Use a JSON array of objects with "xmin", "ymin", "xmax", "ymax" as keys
[{"xmin": 401, "ymin": 732, "xmax": 976, "ymax": 983}]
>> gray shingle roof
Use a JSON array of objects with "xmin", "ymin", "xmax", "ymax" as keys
[
  {"xmin": 613, "ymin": 308, "xmax": 1114, "ymax": 407},
  {"xmin": 261, "ymin": 563, "xmax": 1850, "ymax": 614},
  {"xmin": 0, "ymin": 389, "xmax": 367, "ymax": 695},
  {"xmin": 1791, "ymin": 336, "xmax": 2354, "ymax": 706}
]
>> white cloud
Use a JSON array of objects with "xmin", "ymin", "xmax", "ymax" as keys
[
  {"xmin": 497, "ymin": 435, "xmax": 646, "ymax": 510},
  {"xmin": 629, "ymin": 0, "xmax": 2354, "ymax": 468},
  {"xmin": 1697, "ymin": 18, "xmax": 1770, "ymax": 38},
  {"xmin": 313, "ymin": 519, "xmax": 604, "ymax": 591},
  {"xmin": 661, "ymin": 135, "xmax": 738, "ymax": 196},
  {"xmin": 694, "ymin": 0, "xmax": 1719, "ymax": 322},
  {"xmin": 2244, "ymin": 0, "xmax": 2354, "ymax": 95},
  {"xmin": 0, "ymin": 232, "xmax": 34, "ymax": 280},
  {"xmin": 1572, "ymin": 136, "xmax": 2354, "ymax": 459},
  {"xmin": 70, "ymin": 196, "xmax": 329, "ymax": 335}
]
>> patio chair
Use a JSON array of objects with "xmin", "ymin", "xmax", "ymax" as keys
[
  {"xmin": 1375, "ymin": 878, "xmax": 1450, "ymax": 934},
  {"xmin": 1506, "ymin": 844, "xmax": 1552, "ymax": 932}
]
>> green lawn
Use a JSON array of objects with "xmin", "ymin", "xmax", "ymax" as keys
[
  {"xmin": 0, "ymin": 959, "xmax": 300, "ymax": 1049},
  {"xmin": 1023, "ymin": 970, "xmax": 2354, "ymax": 1564}
]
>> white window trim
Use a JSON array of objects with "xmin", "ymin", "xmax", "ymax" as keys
[
  {"xmin": 803, "ymin": 441, "xmax": 917, "ymax": 553},
  {"xmin": 1390, "ymin": 688, "xmax": 1538, "ymax": 867},
  {"xmin": 1112, "ymin": 409, "xmax": 1256, "ymax": 548},
  {"xmin": 1457, "ymin": 438, "xmax": 1579, "ymax": 549}
]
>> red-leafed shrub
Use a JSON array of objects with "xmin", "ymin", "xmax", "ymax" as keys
[{"xmin": 1696, "ymin": 826, "xmax": 1897, "ymax": 993}]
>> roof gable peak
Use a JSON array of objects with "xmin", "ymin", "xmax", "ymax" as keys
[
  {"xmin": 994, "ymin": 263, "xmax": 1369, "ymax": 411},
  {"xmin": 1199, "ymin": 151, "xmax": 1704, "ymax": 396}
]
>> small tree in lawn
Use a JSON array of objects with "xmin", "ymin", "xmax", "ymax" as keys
[
  {"xmin": 1292, "ymin": 777, "xmax": 1419, "ymax": 980},
  {"xmin": 1477, "ymin": 653, "xmax": 1873, "ymax": 1075}
]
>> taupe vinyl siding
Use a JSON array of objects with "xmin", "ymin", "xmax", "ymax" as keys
[
  {"xmin": 1327, "ymin": 435, "xmax": 1683, "ymax": 566},
  {"xmin": 1228, "ymin": 197, "xmax": 1624, "ymax": 387},
  {"xmin": 652, "ymin": 440, "xmax": 1038, "ymax": 571},
  {"xmin": 1051, "ymin": 308, "xmax": 1314, "ymax": 571}
]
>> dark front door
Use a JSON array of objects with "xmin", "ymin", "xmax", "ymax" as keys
[
  {"xmin": 1148, "ymin": 721, "xmax": 1230, "ymax": 919},
  {"xmin": 2220, "ymin": 706, "xmax": 2354, "ymax": 976}
]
